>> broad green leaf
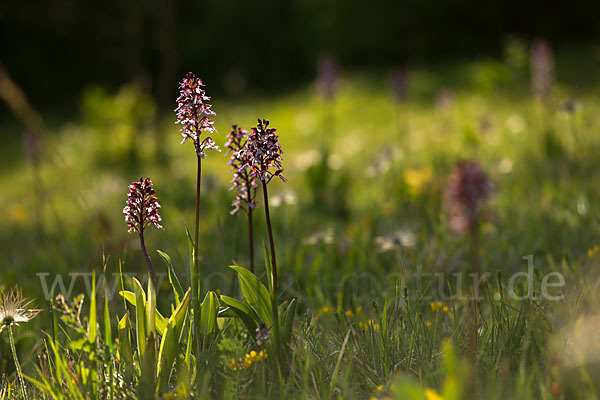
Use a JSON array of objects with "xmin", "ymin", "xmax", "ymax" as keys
[
  {"xmin": 172, "ymin": 289, "xmax": 191, "ymax": 341},
  {"xmin": 263, "ymin": 241, "xmax": 274, "ymax": 295},
  {"xmin": 119, "ymin": 259, "xmax": 127, "ymax": 313},
  {"xmin": 146, "ymin": 275, "xmax": 156, "ymax": 338},
  {"xmin": 117, "ymin": 312, "xmax": 133, "ymax": 365},
  {"xmin": 157, "ymin": 249, "xmax": 184, "ymax": 306},
  {"xmin": 219, "ymin": 295, "xmax": 259, "ymax": 334},
  {"xmin": 184, "ymin": 320, "xmax": 193, "ymax": 378},
  {"xmin": 200, "ymin": 291, "xmax": 219, "ymax": 336},
  {"xmin": 132, "ymin": 277, "xmax": 147, "ymax": 359},
  {"xmin": 157, "ymin": 289, "xmax": 191, "ymax": 394},
  {"xmin": 119, "ymin": 290, "xmax": 168, "ymax": 337},
  {"xmin": 230, "ymin": 266, "xmax": 273, "ymax": 327},
  {"xmin": 139, "ymin": 332, "xmax": 157, "ymax": 398},
  {"xmin": 217, "ymin": 306, "xmax": 236, "ymax": 318}
]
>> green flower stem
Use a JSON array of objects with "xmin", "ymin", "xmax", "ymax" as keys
[
  {"xmin": 139, "ymin": 230, "xmax": 155, "ymax": 283},
  {"xmin": 261, "ymin": 181, "xmax": 278, "ymax": 302},
  {"xmin": 248, "ymin": 208, "xmax": 254, "ymax": 274},
  {"xmin": 8, "ymin": 326, "xmax": 28, "ymax": 400},
  {"xmin": 192, "ymin": 155, "xmax": 202, "ymax": 357}
]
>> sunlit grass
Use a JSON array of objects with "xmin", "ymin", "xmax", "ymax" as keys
[{"xmin": 2, "ymin": 49, "xmax": 600, "ymax": 398}]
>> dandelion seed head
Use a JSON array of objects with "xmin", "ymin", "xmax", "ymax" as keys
[{"xmin": 0, "ymin": 287, "xmax": 41, "ymax": 332}]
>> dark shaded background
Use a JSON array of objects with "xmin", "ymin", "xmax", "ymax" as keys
[{"xmin": 1, "ymin": 0, "xmax": 599, "ymax": 116}]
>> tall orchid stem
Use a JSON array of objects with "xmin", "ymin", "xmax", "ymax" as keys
[
  {"xmin": 248, "ymin": 208, "xmax": 255, "ymax": 273},
  {"xmin": 192, "ymin": 155, "xmax": 202, "ymax": 354},
  {"xmin": 9, "ymin": 326, "xmax": 28, "ymax": 400},
  {"xmin": 139, "ymin": 230, "xmax": 155, "ymax": 283},
  {"xmin": 261, "ymin": 181, "xmax": 278, "ymax": 302},
  {"xmin": 467, "ymin": 223, "xmax": 481, "ymax": 361}
]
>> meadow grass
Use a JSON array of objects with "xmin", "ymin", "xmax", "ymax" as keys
[{"xmin": 1, "ymin": 47, "xmax": 600, "ymax": 398}]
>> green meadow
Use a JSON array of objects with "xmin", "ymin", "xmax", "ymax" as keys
[{"xmin": 2, "ymin": 45, "xmax": 600, "ymax": 399}]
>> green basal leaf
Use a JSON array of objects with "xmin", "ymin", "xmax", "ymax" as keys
[
  {"xmin": 219, "ymin": 295, "xmax": 259, "ymax": 340},
  {"xmin": 119, "ymin": 289, "xmax": 168, "ymax": 337},
  {"xmin": 132, "ymin": 277, "xmax": 147, "ymax": 359},
  {"xmin": 230, "ymin": 266, "xmax": 273, "ymax": 327},
  {"xmin": 157, "ymin": 249, "xmax": 184, "ymax": 306},
  {"xmin": 200, "ymin": 291, "xmax": 219, "ymax": 337},
  {"xmin": 118, "ymin": 312, "xmax": 133, "ymax": 365},
  {"xmin": 157, "ymin": 289, "xmax": 191, "ymax": 394},
  {"xmin": 146, "ymin": 275, "xmax": 157, "ymax": 337}
]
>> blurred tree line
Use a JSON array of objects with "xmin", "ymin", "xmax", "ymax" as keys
[{"xmin": 1, "ymin": 0, "xmax": 599, "ymax": 115}]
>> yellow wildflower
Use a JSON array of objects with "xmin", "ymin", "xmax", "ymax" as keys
[
  {"xmin": 10, "ymin": 204, "xmax": 28, "ymax": 224},
  {"xmin": 345, "ymin": 310, "xmax": 354, "ymax": 318},
  {"xmin": 404, "ymin": 166, "xmax": 433, "ymax": 195},
  {"xmin": 316, "ymin": 306, "xmax": 335, "ymax": 316},
  {"xmin": 230, "ymin": 349, "xmax": 268, "ymax": 371},
  {"xmin": 359, "ymin": 319, "xmax": 380, "ymax": 332},
  {"xmin": 430, "ymin": 301, "xmax": 447, "ymax": 312}
]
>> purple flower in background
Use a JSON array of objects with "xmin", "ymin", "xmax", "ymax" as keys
[
  {"xmin": 445, "ymin": 161, "xmax": 493, "ymax": 235},
  {"xmin": 530, "ymin": 38, "xmax": 555, "ymax": 100},
  {"xmin": 436, "ymin": 88, "xmax": 454, "ymax": 113},
  {"xmin": 225, "ymin": 125, "xmax": 258, "ymax": 215},
  {"xmin": 391, "ymin": 69, "xmax": 409, "ymax": 103},
  {"xmin": 255, "ymin": 323, "xmax": 270, "ymax": 347},
  {"xmin": 123, "ymin": 177, "xmax": 162, "ymax": 234},
  {"xmin": 175, "ymin": 72, "xmax": 218, "ymax": 158},
  {"xmin": 245, "ymin": 119, "xmax": 286, "ymax": 184},
  {"xmin": 317, "ymin": 54, "xmax": 338, "ymax": 102},
  {"xmin": 22, "ymin": 130, "xmax": 42, "ymax": 166}
]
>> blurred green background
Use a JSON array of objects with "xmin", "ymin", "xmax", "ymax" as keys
[
  {"xmin": 2, "ymin": 0, "xmax": 600, "ymax": 113},
  {"xmin": 3, "ymin": 4, "xmax": 600, "ymax": 396},
  {"xmin": 2, "ymin": 0, "xmax": 600, "ymax": 304}
]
